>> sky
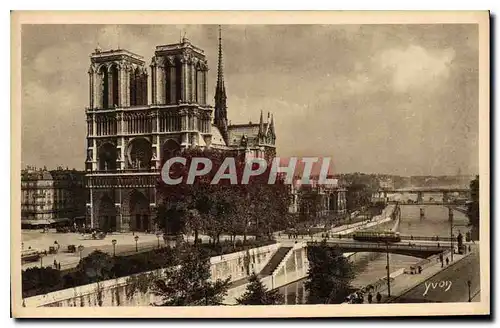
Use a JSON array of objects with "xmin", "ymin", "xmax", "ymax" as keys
[{"xmin": 21, "ymin": 24, "xmax": 479, "ymax": 176}]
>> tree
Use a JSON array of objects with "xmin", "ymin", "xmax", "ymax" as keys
[
  {"xmin": 22, "ymin": 267, "xmax": 62, "ymax": 297},
  {"xmin": 467, "ymin": 175, "xmax": 479, "ymax": 240},
  {"xmin": 305, "ymin": 240, "xmax": 354, "ymax": 304},
  {"xmin": 298, "ymin": 185, "xmax": 322, "ymax": 222},
  {"xmin": 236, "ymin": 273, "xmax": 283, "ymax": 305},
  {"xmin": 341, "ymin": 173, "xmax": 380, "ymax": 213},
  {"xmin": 76, "ymin": 250, "xmax": 115, "ymax": 283},
  {"xmin": 155, "ymin": 203, "xmax": 184, "ymax": 236},
  {"xmin": 156, "ymin": 147, "xmax": 291, "ymax": 244},
  {"xmin": 151, "ymin": 246, "xmax": 230, "ymax": 306}
]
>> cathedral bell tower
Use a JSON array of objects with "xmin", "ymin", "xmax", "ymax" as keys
[{"xmin": 149, "ymin": 37, "xmax": 213, "ymax": 153}]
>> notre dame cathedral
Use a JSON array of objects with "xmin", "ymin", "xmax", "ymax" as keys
[{"xmin": 85, "ymin": 28, "xmax": 277, "ymax": 232}]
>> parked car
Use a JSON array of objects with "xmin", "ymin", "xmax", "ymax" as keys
[
  {"xmin": 22, "ymin": 249, "xmax": 42, "ymax": 263},
  {"xmin": 48, "ymin": 246, "xmax": 58, "ymax": 254}
]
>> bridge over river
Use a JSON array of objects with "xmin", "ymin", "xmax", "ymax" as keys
[
  {"xmin": 308, "ymin": 240, "xmax": 456, "ymax": 258},
  {"xmin": 277, "ymin": 236, "xmax": 464, "ymax": 258},
  {"xmin": 375, "ymin": 186, "xmax": 471, "ymax": 204},
  {"xmin": 276, "ymin": 204, "xmax": 474, "ymax": 304}
]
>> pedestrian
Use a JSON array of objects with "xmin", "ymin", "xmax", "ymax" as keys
[
  {"xmin": 468, "ymin": 245, "xmax": 471, "ymax": 253},
  {"xmin": 53, "ymin": 259, "xmax": 57, "ymax": 268},
  {"xmin": 368, "ymin": 293, "xmax": 373, "ymax": 304},
  {"xmin": 446, "ymin": 257, "xmax": 449, "ymax": 266},
  {"xmin": 376, "ymin": 292, "xmax": 382, "ymax": 303}
]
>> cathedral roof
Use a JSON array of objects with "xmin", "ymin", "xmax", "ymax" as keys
[
  {"xmin": 211, "ymin": 124, "xmax": 228, "ymax": 147},
  {"xmin": 227, "ymin": 124, "xmax": 260, "ymax": 147}
]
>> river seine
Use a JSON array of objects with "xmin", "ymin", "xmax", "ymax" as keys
[{"xmin": 277, "ymin": 204, "xmax": 471, "ymax": 304}]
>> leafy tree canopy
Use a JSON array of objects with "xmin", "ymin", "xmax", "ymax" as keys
[
  {"xmin": 151, "ymin": 246, "xmax": 230, "ymax": 306},
  {"xmin": 236, "ymin": 273, "xmax": 283, "ymax": 305},
  {"xmin": 305, "ymin": 240, "xmax": 355, "ymax": 304},
  {"xmin": 155, "ymin": 147, "xmax": 291, "ymax": 243}
]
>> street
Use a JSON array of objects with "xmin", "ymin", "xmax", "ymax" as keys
[
  {"xmin": 21, "ymin": 230, "xmax": 257, "ymax": 270},
  {"xmin": 390, "ymin": 250, "xmax": 480, "ymax": 303}
]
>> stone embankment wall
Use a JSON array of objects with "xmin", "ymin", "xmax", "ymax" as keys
[
  {"xmin": 25, "ymin": 206, "xmax": 400, "ymax": 308},
  {"xmin": 24, "ymin": 243, "xmax": 280, "ymax": 307}
]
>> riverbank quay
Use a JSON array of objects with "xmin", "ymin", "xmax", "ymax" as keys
[{"xmin": 345, "ymin": 244, "xmax": 478, "ymax": 304}]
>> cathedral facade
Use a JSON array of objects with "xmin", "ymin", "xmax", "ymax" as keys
[{"xmin": 85, "ymin": 29, "xmax": 276, "ymax": 232}]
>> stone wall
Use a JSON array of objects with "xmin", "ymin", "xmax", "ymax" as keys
[
  {"xmin": 223, "ymin": 242, "xmax": 309, "ymax": 305},
  {"xmin": 24, "ymin": 243, "xmax": 280, "ymax": 307},
  {"xmin": 210, "ymin": 243, "xmax": 279, "ymax": 283}
]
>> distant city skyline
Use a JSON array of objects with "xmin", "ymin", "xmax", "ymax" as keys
[{"xmin": 21, "ymin": 24, "xmax": 479, "ymax": 176}]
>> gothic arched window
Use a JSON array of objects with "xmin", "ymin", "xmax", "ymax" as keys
[{"xmin": 99, "ymin": 66, "xmax": 109, "ymax": 109}]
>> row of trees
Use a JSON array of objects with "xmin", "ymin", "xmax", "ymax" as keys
[
  {"xmin": 155, "ymin": 148, "xmax": 292, "ymax": 244},
  {"xmin": 467, "ymin": 175, "xmax": 479, "ymax": 240},
  {"xmin": 342, "ymin": 173, "xmax": 380, "ymax": 213},
  {"xmin": 22, "ymin": 247, "xmax": 178, "ymax": 298}
]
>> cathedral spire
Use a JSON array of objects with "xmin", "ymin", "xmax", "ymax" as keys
[
  {"xmin": 217, "ymin": 25, "xmax": 225, "ymax": 94},
  {"xmin": 259, "ymin": 110, "xmax": 264, "ymax": 134},
  {"xmin": 214, "ymin": 25, "xmax": 229, "ymax": 144}
]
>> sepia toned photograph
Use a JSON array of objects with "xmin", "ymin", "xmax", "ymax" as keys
[{"xmin": 11, "ymin": 11, "xmax": 490, "ymax": 318}]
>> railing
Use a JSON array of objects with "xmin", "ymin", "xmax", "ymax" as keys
[
  {"xmin": 88, "ymin": 168, "xmax": 160, "ymax": 174},
  {"xmin": 298, "ymin": 233, "xmax": 454, "ymax": 242},
  {"xmin": 309, "ymin": 241, "xmax": 449, "ymax": 252},
  {"xmin": 399, "ymin": 235, "xmax": 453, "ymax": 242}
]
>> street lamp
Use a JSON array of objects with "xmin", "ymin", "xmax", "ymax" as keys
[
  {"xmin": 467, "ymin": 280, "xmax": 472, "ymax": 302},
  {"xmin": 134, "ymin": 235, "xmax": 139, "ymax": 252},
  {"xmin": 112, "ymin": 239, "xmax": 117, "ymax": 257},
  {"xmin": 449, "ymin": 208, "xmax": 454, "ymax": 262},
  {"xmin": 386, "ymin": 242, "xmax": 391, "ymax": 297},
  {"xmin": 39, "ymin": 252, "xmax": 46, "ymax": 268},
  {"xmin": 77, "ymin": 245, "xmax": 84, "ymax": 261},
  {"xmin": 156, "ymin": 232, "xmax": 162, "ymax": 249}
]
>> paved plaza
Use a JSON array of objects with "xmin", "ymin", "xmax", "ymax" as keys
[
  {"xmin": 21, "ymin": 229, "xmax": 257, "ymax": 270},
  {"xmin": 22, "ymin": 230, "xmax": 164, "ymax": 270}
]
